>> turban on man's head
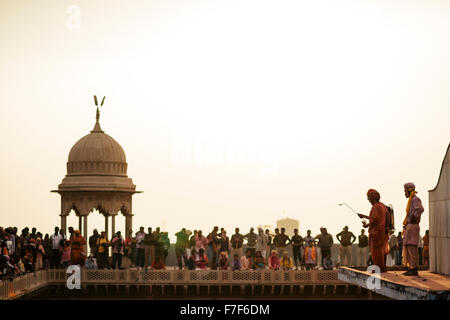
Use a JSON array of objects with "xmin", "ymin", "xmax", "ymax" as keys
[
  {"xmin": 404, "ymin": 182, "xmax": 416, "ymax": 192},
  {"xmin": 367, "ymin": 189, "xmax": 380, "ymax": 202}
]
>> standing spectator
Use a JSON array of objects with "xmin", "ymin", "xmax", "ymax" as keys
[
  {"xmin": 280, "ymin": 251, "xmax": 294, "ymax": 270},
  {"xmin": 96, "ymin": 231, "xmax": 110, "ymax": 269},
  {"xmin": 207, "ymin": 226, "xmax": 219, "ymax": 268},
  {"xmin": 303, "ymin": 230, "xmax": 314, "ymax": 247},
  {"xmin": 268, "ymin": 250, "xmax": 280, "ymax": 270},
  {"xmin": 19, "ymin": 228, "xmax": 30, "ymax": 257},
  {"xmin": 386, "ymin": 230, "xmax": 397, "ymax": 267},
  {"xmin": 273, "ymin": 228, "xmax": 290, "ymax": 257},
  {"xmin": 315, "ymin": 227, "xmax": 333, "ymax": 269},
  {"xmin": 395, "ymin": 232, "xmax": 403, "ymax": 265},
  {"xmin": 336, "ymin": 226, "xmax": 356, "ymax": 267},
  {"xmin": 43, "ymin": 234, "xmax": 51, "ymax": 269},
  {"xmin": 357, "ymin": 229, "xmax": 369, "ymax": 267},
  {"xmin": 418, "ymin": 235, "xmax": 423, "ymax": 266},
  {"xmin": 153, "ymin": 227, "xmax": 163, "ymax": 261},
  {"xmin": 135, "ymin": 227, "xmax": 146, "ymax": 269},
  {"xmin": 240, "ymin": 249, "xmax": 253, "ymax": 270},
  {"xmin": 244, "ymin": 228, "xmax": 258, "ymax": 258},
  {"xmin": 401, "ymin": 182, "xmax": 424, "ymax": 276},
  {"xmin": 175, "ymin": 228, "xmax": 191, "ymax": 270},
  {"xmin": 50, "ymin": 227, "xmax": 63, "ymax": 269},
  {"xmin": 304, "ymin": 241, "xmax": 317, "ymax": 270},
  {"xmin": 218, "ymin": 230, "xmax": 230, "ymax": 258},
  {"xmin": 35, "ymin": 238, "xmax": 45, "ymax": 270},
  {"xmin": 70, "ymin": 230, "xmax": 86, "ymax": 266},
  {"xmin": 89, "ymin": 229, "xmax": 100, "ymax": 257},
  {"xmin": 358, "ymin": 189, "xmax": 389, "ymax": 273},
  {"xmin": 230, "ymin": 228, "xmax": 244, "ymax": 259},
  {"xmin": 160, "ymin": 232, "xmax": 170, "ymax": 263},
  {"xmin": 264, "ymin": 229, "xmax": 272, "ymax": 261},
  {"xmin": 111, "ymin": 231, "xmax": 124, "ymax": 269},
  {"xmin": 143, "ymin": 227, "xmax": 153, "ymax": 268},
  {"xmin": 30, "ymin": 228, "xmax": 37, "ymax": 241},
  {"xmin": 68, "ymin": 227, "xmax": 74, "ymax": 241},
  {"xmin": 291, "ymin": 229, "xmax": 303, "ymax": 270},
  {"xmin": 61, "ymin": 240, "xmax": 71, "ymax": 268},
  {"xmin": 195, "ymin": 230, "xmax": 208, "ymax": 252},
  {"xmin": 187, "ymin": 230, "xmax": 197, "ymax": 258},
  {"xmin": 272, "ymin": 228, "xmax": 280, "ymax": 252},
  {"xmin": 422, "ymin": 230, "xmax": 429, "ymax": 266},
  {"xmin": 256, "ymin": 228, "xmax": 267, "ymax": 259}
]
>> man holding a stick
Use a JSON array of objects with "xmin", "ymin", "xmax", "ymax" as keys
[{"xmin": 358, "ymin": 189, "xmax": 388, "ymax": 273}]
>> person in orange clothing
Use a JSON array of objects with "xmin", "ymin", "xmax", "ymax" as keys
[
  {"xmin": 70, "ymin": 230, "xmax": 86, "ymax": 266},
  {"xmin": 358, "ymin": 189, "xmax": 388, "ymax": 273}
]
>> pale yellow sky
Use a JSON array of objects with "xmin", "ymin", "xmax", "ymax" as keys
[{"xmin": 1, "ymin": 0, "xmax": 449, "ymax": 239}]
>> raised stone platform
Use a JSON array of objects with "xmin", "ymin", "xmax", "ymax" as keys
[{"xmin": 338, "ymin": 267, "xmax": 450, "ymax": 300}]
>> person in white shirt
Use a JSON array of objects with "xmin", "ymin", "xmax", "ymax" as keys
[
  {"xmin": 256, "ymin": 228, "xmax": 267, "ymax": 260},
  {"xmin": 50, "ymin": 226, "xmax": 63, "ymax": 269}
]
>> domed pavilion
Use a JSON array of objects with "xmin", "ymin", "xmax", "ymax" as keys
[{"xmin": 52, "ymin": 105, "xmax": 141, "ymax": 240}]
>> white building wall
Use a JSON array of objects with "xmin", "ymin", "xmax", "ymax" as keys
[{"xmin": 428, "ymin": 143, "xmax": 450, "ymax": 275}]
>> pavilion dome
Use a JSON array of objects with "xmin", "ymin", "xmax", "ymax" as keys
[{"xmin": 66, "ymin": 111, "xmax": 128, "ymax": 177}]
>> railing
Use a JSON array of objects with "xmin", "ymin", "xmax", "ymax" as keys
[{"xmin": 1, "ymin": 269, "xmax": 344, "ymax": 300}]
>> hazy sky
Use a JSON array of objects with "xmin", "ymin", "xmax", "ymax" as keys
[{"xmin": 1, "ymin": 0, "xmax": 449, "ymax": 239}]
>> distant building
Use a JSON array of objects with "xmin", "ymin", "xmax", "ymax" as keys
[
  {"xmin": 276, "ymin": 218, "xmax": 299, "ymax": 237},
  {"xmin": 257, "ymin": 224, "xmax": 275, "ymax": 233}
]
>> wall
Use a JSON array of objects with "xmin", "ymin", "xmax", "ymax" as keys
[{"xmin": 428, "ymin": 143, "xmax": 450, "ymax": 275}]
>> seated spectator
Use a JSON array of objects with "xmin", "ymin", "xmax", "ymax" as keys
[
  {"xmin": 240, "ymin": 249, "xmax": 253, "ymax": 270},
  {"xmin": 195, "ymin": 248, "xmax": 208, "ymax": 270},
  {"xmin": 232, "ymin": 254, "xmax": 241, "ymax": 271},
  {"xmin": 254, "ymin": 250, "xmax": 265, "ymax": 270},
  {"xmin": 152, "ymin": 256, "xmax": 166, "ymax": 270},
  {"xmin": 187, "ymin": 249, "xmax": 196, "ymax": 270},
  {"xmin": 280, "ymin": 251, "xmax": 294, "ymax": 270},
  {"xmin": 85, "ymin": 254, "xmax": 98, "ymax": 270},
  {"xmin": 323, "ymin": 253, "xmax": 334, "ymax": 270},
  {"xmin": 218, "ymin": 252, "xmax": 228, "ymax": 270},
  {"xmin": 268, "ymin": 250, "xmax": 280, "ymax": 270}
]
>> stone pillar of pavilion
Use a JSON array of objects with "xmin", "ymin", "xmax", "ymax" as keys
[
  {"xmin": 428, "ymin": 142, "xmax": 450, "ymax": 275},
  {"xmin": 52, "ymin": 101, "xmax": 142, "ymax": 251}
]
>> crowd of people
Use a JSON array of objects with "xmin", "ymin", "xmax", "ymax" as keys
[{"xmin": 0, "ymin": 221, "xmax": 430, "ymax": 278}]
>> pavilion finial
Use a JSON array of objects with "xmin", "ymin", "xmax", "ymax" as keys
[{"xmin": 91, "ymin": 95, "xmax": 105, "ymax": 133}]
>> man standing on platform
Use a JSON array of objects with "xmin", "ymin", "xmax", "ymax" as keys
[
  {"xmin": 273, "ymin": 228, "xmax": 290, "ymax": 257},
  {"xmin": 336, "ymin": 226, "xmax": 356, "ymax": 267},
  {"xmin": 402, "ymin": 182, "xmax": 424, "ymax": 276},
  {"xmin": 291, "ymin": 229, "xmax": 303, "ymax": 270},
  {"xmin": 230, "ymin": 228, "xmax": 244, "ymax": 259},
  {"xmin": 359, "ymin": 189, "xmax": 388, "ymax": 273},
  {"xmin": 357, "ymin": 229, "xmax": 369, "ymax": 267},
  {"xmin": 315, "ymin": 227, "xmax": 333, "ymax": 269},
  {"xmin": 50, "ymin": 226, "xmax": 63, "ymax": 269}
]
